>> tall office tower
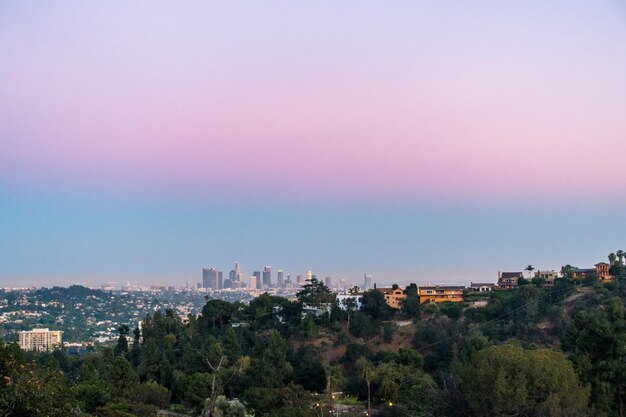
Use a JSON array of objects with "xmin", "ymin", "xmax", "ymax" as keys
[
  {"xmin": 306, "ymin": 270, "xmax": 313, "ymax": 281},
  {"xmin": 277, "ymin": 270, "xmax": 285, "ymax": 288},
  {"xmin": 253, "ymin": 271, "xmax": 262, "ymax": 289},
  {"xmin": 324, "ymin": 276, "xmax": 332, "ymax": 289},
  {"xmin": 218, "ymin": 271, "xmax": 223, "ymax": 290},
  {"xmin": 204, "ymin": 268, "xmax": 219, "ymax": 290},
  {"xmin": 339, "ymin": 278, "xmax": 348, "ymax": 292},
  {"xmin": 229, "ymin": 269, "xmax": 236, "ymax": 282},
  {"xmin": 248, "ymin": 275, "xmax": 257, "ymax": 290},
  {"xmin": 363, "ymin": 274, "xmax": 372, "ymax": 291},
  {"xmin": 202, "ymin": 269, "xmax": 209, "ymax": 288},
  {"xmin": 233, "ymin": 262, "xmax": 243, "ymax": 286},
  {"xmin": 263, "ymin": 266, "xmax": 272, "ymax": 288},
  {"xmin": 297, "ymin": 275, "xmax": 304, "ymax": 285},
  {"xmin": 19, "ymin": 328, "xmax": 63, "ymax": 351}
]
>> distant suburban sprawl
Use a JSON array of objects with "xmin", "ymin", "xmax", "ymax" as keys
[{"xmin": 1, "ymin": 256, "xmax": 620, "ymax": 347}]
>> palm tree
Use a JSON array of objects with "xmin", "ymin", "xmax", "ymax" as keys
[
  {"xmin": 609, "ymin": 253, "xmax": 617, "ymax": 266},
  {"xmin": 561, "ymin": 265, "xmax": 573, "ymax": 280},
  {"xmin": 617, "ymin": 250, "xmax": 624, "ymax": 266},
  {"xmin": 525, "ymin": 264, "xmax": 535, "ymax": 279}
]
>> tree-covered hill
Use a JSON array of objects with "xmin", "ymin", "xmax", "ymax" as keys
[{"xmin": 2, "ymin": 276, "xmax": 626, "ymax": 417}]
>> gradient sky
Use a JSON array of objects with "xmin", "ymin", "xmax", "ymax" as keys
[{"xmin": 1, "ymin": 1, "xmax": 626, "ymax": 287}]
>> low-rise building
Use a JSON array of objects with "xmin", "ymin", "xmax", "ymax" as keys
[
  {"xmin": 469, "ymin": 282, "xmax": 495, "ymax": 292},
  {"xmin": 595, "ymin": 263, "xmax": 611, "ymax": 281},
  {"xmin": 18, "ymin": 328, "xmax": 63, "ymax": 351},
  {"xmin": 376, "ymin": 287, "xmax": 406, "ymax": 309},
  {"xmin": 570, "ymin": 268, "xmax": 595, "ymax": 280},
  {"xmin": 336, "ymin": 293, "xmax": 363, "ymax": 310},
  {"xmin": 418, "ymin": 286, "xmax": 464, "ymax": 303},
  {"xmin": 534, "ymin": 270, "xmax": 558, "ymax": 288},
  {"xmin": 497, "ymin": 272, "xmax": 523, "ymax": 289}
]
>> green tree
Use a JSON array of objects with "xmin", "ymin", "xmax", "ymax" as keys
[
  {"xmin": 296, "ymin": 278, "xmax": 335, "ymax": 307},
  {"xmin": 563, "ymin": 297, "xmax": 626, "ymax": 415},
  {"xmin": 114, "ymin": 324, "xmax": 130, "ymax": 356},
  {"xmin": 355, "ymin": 357, "xmax": 375, "ymax": 416},
  {"xmin": 129, "ymin": 326, "xmax": 141, "ymax": 367},
  {"xmin": 0, "ymin": 343, "xmax": 74, "ymax": 417},
  {"xmin": 133, "ymin": 380, "xmax": 171, "ymax": 408},
  {"xmin": 341, "ymin": 296, "xmax": 358, "ymax": 330},
  {"xmin": 360, "ymin": 289, "xmax": 393, "ymax": 320},
  {"xmin": 561, "ymin": 264, "xmax": 574, "ymax": 280},
  {"xmin": 194, "ymin": 338, "xmax": 239, "ymax": 417},
  {"xmin": 272, "ymin": 383, "xmax": 315, "ymax": 417},
  {"xmin": 200, "ymin": 300, "xmax": 239, "ymax": 331},
  {"xmin": 401, "ymin": 284, "xmax": 420, "ymax": 318},
  {"xmin": 108, "ymin": 355, "xmax": 139, "ymax": 398},
  {"xmin": 459, "ymin": 344, "xmax": 589, "ymax": 417},
  {"xmin": 291, "ymin": 346, "xmax": 326, "ymax": 393},
  {"xmin": 374, "ymin": 362, "xmax": 438, "ymax": 414}
]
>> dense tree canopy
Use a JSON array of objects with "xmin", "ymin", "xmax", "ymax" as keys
[
  {"xmin": 460, "ymin": 345, "xmax": 589, "ymax": 417},
  {"xmin": 3, "ymin": 265, "xmax": 626, "ymax": 417}
]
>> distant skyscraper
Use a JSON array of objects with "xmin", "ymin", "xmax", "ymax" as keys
[
  {"xmin": 297, "ymin": 275, "xmax": 304, "ymax": 285},
  {"xmin": 253, "ymin": 271, "xmax": 262, "ymax": 289},
  {"xmin": 206, "ymin": 268, "xmax": 220, "ymax": 290},
  {"xmin": 263, "ymin": 266, "xmax": 272, "ymax": 288},
  {"xmin": 340, "ymin": 278, "xmax": 348, "ymax": 292},
  {"xmin": 248, "ymin": 275, "xmax": 257, "ymax": 290},
  {"xmin": 324, "ymin": 276, "xmax": 332, "ymax": 288},
  {"xmin": 364, "ymin": 274, "xmax": 372, "ymax": 291},
  {"xmin": 306, "ymin": 270, "xmax": 313, "ymax": 281},
  {"xmin": 218, "ymin": 271, "xmax": 223, "ymax": 290},
  {"xmin": 234, "ymin": 261, "xmax": 244, "ymax": 286},
  {"xmin": 202, "ymin": 268, "xmax": 210, "ymax": 288},
  {"xmin": 277, "ymin": 270, "xmax": 285, "ymax": 288}
]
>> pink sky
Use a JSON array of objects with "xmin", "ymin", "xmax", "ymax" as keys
[
  {"xmin": 2, "ymin": 2, "xmax": 626, "ymax": 285},
  {"xmin": 2, "ymin": 1, "xmax": 626, "ymax": 202}
]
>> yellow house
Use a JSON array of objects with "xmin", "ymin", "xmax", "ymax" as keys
[
  {"xmin": 418, "ymin": 286, "xmax": 464, "ymax": 303},
  {"xmin": 376, "ymin": 287, "xmax": 406, "ymax": 309}
]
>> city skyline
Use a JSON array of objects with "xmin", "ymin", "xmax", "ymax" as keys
[{"xmin": 2, "ymin": 2, "xmax": 626, "ymax": 287}]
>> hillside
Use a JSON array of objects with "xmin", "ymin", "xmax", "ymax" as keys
[{"xmin": 2, "ymin": 276, "xmax": 626, "ymax": 417}]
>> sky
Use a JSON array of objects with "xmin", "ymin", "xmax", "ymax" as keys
[{"xmin": 1, "ymin": 1, "xmax": 626, "ymax": 287}]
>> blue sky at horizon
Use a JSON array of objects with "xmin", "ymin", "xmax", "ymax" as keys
[{"xmin": 1, "ymin": 1, "xmax": 626, "ymax": 287}]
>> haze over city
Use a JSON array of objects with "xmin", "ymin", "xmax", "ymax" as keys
[{"xmin": 2, "ymin": 1, "xmax": 626, "ymax": 288}]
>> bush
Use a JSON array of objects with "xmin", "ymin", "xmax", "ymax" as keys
[
  {"xmin": 133, "ymin": 380, "xmax": 170, "ymax": 408},
  {"xmin": 422, "ymin": 303, "xmax": 438, "ymax": 314},
  {"xmin": 382, "ymin": 323, "xmax": 396, "ymax": 343},
  {"xmin": 438, "ymin": 302, "xmax": 463, "ymax": 319},
  {"xmin": 349, "ymin": 312, "xmax": 380, "ymax": 338}
]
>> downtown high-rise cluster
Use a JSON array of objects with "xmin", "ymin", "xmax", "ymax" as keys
[{"xmin": 200, "ymin": 262, "xmax": 365, "ymax": 292}]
